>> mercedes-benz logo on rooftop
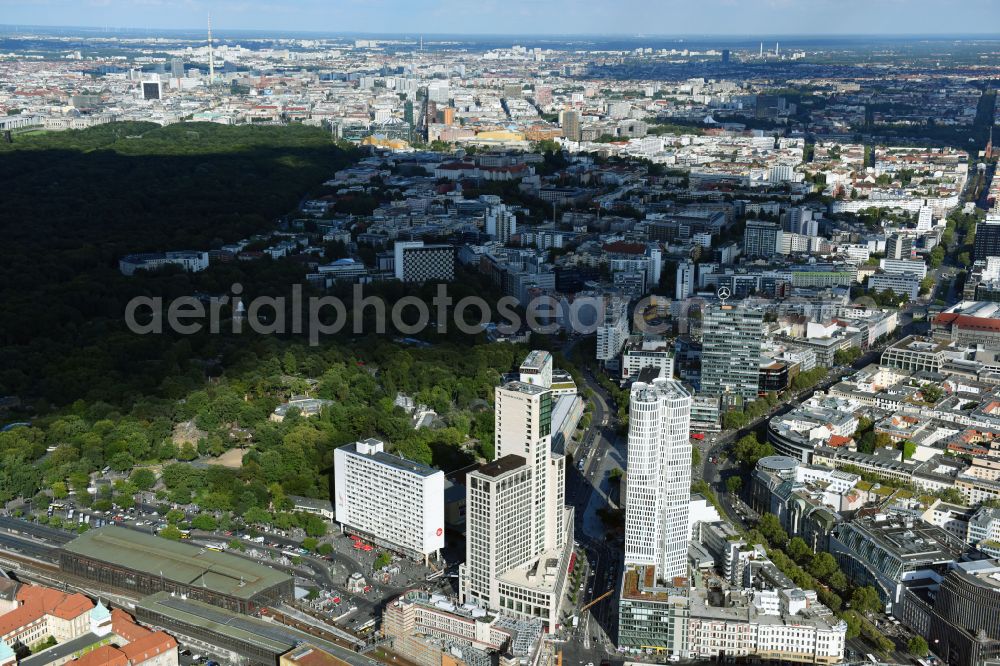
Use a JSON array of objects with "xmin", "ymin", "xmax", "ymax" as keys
[{"xmin": 717, "ymin": 286, "xmax": 732, "ymax": 303}]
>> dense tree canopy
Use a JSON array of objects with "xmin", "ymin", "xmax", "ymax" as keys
[
  {"xmin": 0, "ymin": 122, "xmax": 355, "ymax": 403},
  {"xmin": 0, "ymin": 124, "xmax": 575, "ymax": 538}
]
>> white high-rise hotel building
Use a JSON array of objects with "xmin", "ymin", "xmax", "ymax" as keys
[
  {"xmin": 333, "ymin": 438, "xmax": 445, "ymax": 565},
  {"xmin": 460, "ymin": 354, "xmax": 573, "ymax": 628},
  {"xmin": 624, "ymin": 378, "xmax": 693, "ymax": 581}
]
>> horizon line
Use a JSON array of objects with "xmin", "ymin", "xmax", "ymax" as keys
[{"xmin": 2, "ymin": 23, "xmax": 1000, "ymax": 40}]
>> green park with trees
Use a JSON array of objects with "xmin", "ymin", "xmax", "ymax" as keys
[
  {"xmin": 0, "ymin": 122, "xmax": 564, "ymax": 532},
  {"xmin": 1, "ymin": 339, "xmax": 535, "ymax": 518},
  {"xmin": 0, "ymin": 121, "xmax": 357, "ymax": 405}
]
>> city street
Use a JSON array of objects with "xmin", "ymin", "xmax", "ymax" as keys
[{"xmin": 559, "ymin": 350, "xmax": 628, "ymax": 661}]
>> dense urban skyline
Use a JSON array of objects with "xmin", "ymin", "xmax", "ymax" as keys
[
  {"xmin": 0, "ymin": 7, "xmax": 999, "ymax": 666},
  {"xmin": 1, "ymin": 0, "xmax": 999, "ymax": 36}
]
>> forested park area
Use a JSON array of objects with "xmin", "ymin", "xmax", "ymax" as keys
[
  {"xmin": 0, "ymin": 123, "xmax": 551, "ymax": 522},
  {"xmin": 0, "ymin": 121, "xmax": 355, "ymax": 402}
]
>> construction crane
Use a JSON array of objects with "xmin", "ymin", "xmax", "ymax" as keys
[{"xmin": 579, "ymin": 589, "xmax": 612, "ymax": 613}]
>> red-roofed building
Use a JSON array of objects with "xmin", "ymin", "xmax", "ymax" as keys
[
  {"xmin": 66, "ymin": 609, "xmax": 178, "ymax": 666},
  {"xmin": 110, "ymin": 609, "xmax": 151, "ymax": 643},
  {"xmin": 119, "ymin": 631, "xmax": 178, "ymax": 666},
  {"xmin": 933, "ymin": 310, "xmax": 1000, "ymax": 348},
  {"xmin": 827, "ymin": 435, "xmax": 853, "ymax": 448},
  {"xmin": 602, "ymin": 241, "xmax": 647, "ymax": 256},
  {"xmin": 0, "ymin": 585, "xmax": 94, "ymax": 647},
  {"xmin": 73, "ymin": 645, "xmax": 129, "ymax": 666},
  {"xmin": 434, "ymin": 162, "xmax": 476, "ymax": 180}
]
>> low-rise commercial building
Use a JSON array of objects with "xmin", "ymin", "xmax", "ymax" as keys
[
  {"xmin": 134, "ymin": 593, "xmax": 358, "ymax": 666},
  {"xmin": 830, "ymin": 516, "xmax": 968, "ymax": 611},
  {"xmin": 752, "ymin": 458, "xmax": 856, "ymax": 551},
  {"xmin": 119, "ymin": 251, "xmax": 209, "ymax": 276},
  {"xmin": 881, "ymin": 336, "xmax": 949, "ymax": 373},
  {"xmin": 550, "ymin": 394, "xmax": 584, "ymax": 455},
  {"xmin": 767, "ymin": 397, "xmax": 859, "ymax": 462},
  {"xmin": 933, "ymin": 301, "xmax": 1000, "ymax": 350},
  {"xmin": 811, "ymin": 445, "xmax": 913, "ymax": 483},
  {"xmin": 617, "ymin": 566, "xmax": 689, "ymax": 656},
  {"xmin": 687, "ymin": 585, "xmax": 846, "ymax": 664},
  {"xmin": 382, "ymin": 590, "xmax": 542, "ymax": 666}
]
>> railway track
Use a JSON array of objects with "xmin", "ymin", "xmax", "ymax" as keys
[
  {"xmin": 0, "ymin": 548, "xmax": 142, "ymax": 609},
  {"xmin": 265, "ymin": 608, "xmax": 363, "ymax": 651}
]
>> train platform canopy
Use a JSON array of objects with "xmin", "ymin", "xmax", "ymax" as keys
[{"xmin": 61, "ymin": 526, "xmax": 291, "ymax": 600}]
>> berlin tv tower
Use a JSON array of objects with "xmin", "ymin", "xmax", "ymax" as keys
[{"xmin": 207, "ymin": 13, "xmax": 215, "ymax": 83}]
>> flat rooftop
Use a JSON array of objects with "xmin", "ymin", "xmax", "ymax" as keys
[
  {"xmin": 943, "ymin": 301, "xmax": 1000, "ymax": 319},
  {"xmin": 138, "ymin": 592, "xmax": 373, "ymax": 666},
  {"xmin": 635, "ymin": 367, "xmax": 663, "ymax": 385},
  {"xmin": 519, "ymin": 350, "xmax": 551, "ymax": 370},
  {"xmin": 21, "ymin": 632, "xmax": 106, "ymax": 666},
  {"xmin": 688, "ymin": 587, "xmax": 841, "ymax": 630},
  {"xmin": 626, "ymin": 337, "xmax": 671, "ymax": 353},
  {"xmin": 285, "ymin": 645, "xmax": 353, "ymax": 666},
  {"xmin": 396, "ymin": 590, "xmax": 494, "ymax": 623},
  {"xmin": 887, "ymin": 335, "xmax": 950, "ymax": 354},
  {"xmin": 62, "ymin": 526, "xmax": 291, "ymax": 599},
  {"xmin": 631, "ymin": 378, "xmax": 690, "ymax": 403},
  {"xmin": 497, "ymin": 544, "xmax": 569, "ymax": 594},
  {"xmin": 341, "ymin": 441, "xmax": 440, "ymax": 478},
  {"xmin": 757, "ymin": 455, "xmax": 799, "ymax": 473},
  {"xmin": 842, "ymin": 517, "xmax": 967, "ymax": 563},
  {"xmin": 475, "ymin": 454, "xmax": 527, "ymax": 478},
  {"xmin": 501, "ymin": 381, "xmax": 549, "ymax": 396},
  {"xmin": 951, "ymin": 559, "xmax": 1000, "ymax": 590},
  {"xmin": 621, "ymin": 565, "xmax": 688, "ymax": 603}
]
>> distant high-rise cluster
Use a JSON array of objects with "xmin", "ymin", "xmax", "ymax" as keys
[{"xmin": 207, "ymin": 13, "xmax": 215, "ymax": 83}]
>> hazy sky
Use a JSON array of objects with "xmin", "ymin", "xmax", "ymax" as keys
[{"xmin": 1, "ymin": 0, "xmax": 998, "ymax": 35}]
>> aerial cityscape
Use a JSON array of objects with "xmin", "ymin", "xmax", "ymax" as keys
[{"xmin": 0, "ymin": 3, "xmax": 999, "ymax": 666}]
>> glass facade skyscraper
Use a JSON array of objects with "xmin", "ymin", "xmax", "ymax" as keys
[{"xmin": 701, "ymin": 304, "xmax": 765, "ymax": 402}]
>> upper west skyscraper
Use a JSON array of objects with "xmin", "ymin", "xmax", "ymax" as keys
[
  {"xmin": 623, "ymin": 377, "xmax": 693, "ymax": 581},
  {"xmin": 700, "ymin": 303, "xmax": 765, "ymax": 403}
]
